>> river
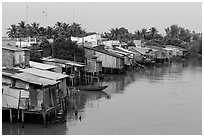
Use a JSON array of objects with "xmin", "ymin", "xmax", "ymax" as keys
[{"xmin": 2, "ymin": 58, "xmax": 202, "ymax": 135}]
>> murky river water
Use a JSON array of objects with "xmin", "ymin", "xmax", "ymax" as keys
[{"xmin": 2, "ymin": 59, "xmax": 202, "ymax": 135}]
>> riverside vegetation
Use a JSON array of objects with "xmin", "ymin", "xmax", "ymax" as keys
[{"xmin": 6, "ymin": 21, "xmax": 202, "ymax": 63}]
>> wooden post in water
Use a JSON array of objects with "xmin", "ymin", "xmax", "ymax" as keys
[
  {"xmin": 9, "ymin": 108, "xmax": 12, "ymax": 123},
  {"xmin": 42, "ymin": 112, "xmax": 46, "ymax": 126},
  {"xmin": 22, "ymin": 110, "xmax": 24, "ymax": 128}
]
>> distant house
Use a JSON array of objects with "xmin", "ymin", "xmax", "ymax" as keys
[
  {"xmin": 15, "ymin": 37, "xmax": 38, "ymax": 48},
  {"xmin": 84, "ymin": 46, "xmax": 124, "ymax": 72},
  {"xmin": 108, "ymin": 47, "xmax": 134, "ymax": 66},
  {"xmin": 102, "ymin": 40, "xmax": 120, "ymax": 49},
  {"xmin": 144, "ymin": 45, "xmax": 169, "ymax": 60},
  {"xmin": 128, "ymin": 45, "xmax": 155, "ymax": 61},
  {"xmin": 71, "ymin": 34, "xmax": 103, "ymax": 47},
  {"xmin": 165, "ymin": 45, "xmax": 188, "ymax": 57},
  {"xmin": 2, "ymin": 38, "xmax": 17, "ymax": 46},
  {"xmin": 2, "ymin": 45, "xmax": 30, "ymax": 69},
  {"xmin": 133, "ymin": 40, "xmax": 142, "ymax": 47}
]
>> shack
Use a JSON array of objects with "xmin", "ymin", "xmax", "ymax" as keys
[
  {"xmin": 86, "ymin": 58, "xmax": 102, "ymax": 74},
  {"xmin": 128, "ymin": 46, "xmax": 155, "ymax": 64},
  {"xmin": 84, "ymin": 46, "xmax": 124, "ymax": 73},
  {"xmin": 20, "ymin": 68, "xmax": 69, "ymax": 97},
  {"xmin": 145, "ymin": 45, "xmax": 169, "ymax": 62},
  {"xmin": 2, "ymin": 72, "xmax": 61, "ymax": 126},
  {"xmin": 42, "ymin": 58, "xmax": 85, "ymax": 86},
  {"xmin": 2, "ymin": 45, "xmax": 30, "ymax": 69},
  {"xmin": 107, "ymin": 48, "xmax": 133, "ymax": 67},
  {"xmin": 165, "ymin": 45, "xmax": 188, "ymax": 57}
]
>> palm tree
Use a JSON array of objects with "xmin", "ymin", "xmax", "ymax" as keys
[
  {"xmin": 149, "ymin": 27, "xmax": 158, "ymax": 39},
  {"xmin": 110, "ymin": 28, "xmax": 119, "ymax": 40},
  {"xmin": 69, "ymin": 22, "xmax": 86, "ymax": 37},
  {"xmin": 61, "ymin": 23, "xmax": 69, "ymax": 37},
  {"xmin": 17, "ymin": 21, "xmax": 27, "ymax": 37},
  {"xmin": 141, "ymin": 28, "xmax": 147, "ymax": 39},
  {"xmin": 54, "ymin": 22, "xmax": 67, "ymax": 38},
  {"xmin": 31, "ymin": 22, "xmax": 40, "ymax": 35},
  {"xmin": 54, "ymin": 22, "xmax": 63, "ymax": 32},
  {"xmin": 165, "ymin": 27, "xmax": 170, "ymax": 37},
  {"xmin": 46, "ymin": 26, "xmax": 54, "ymax": 39},
  {"xmin": 38, "ymin": 27, "xmax": 46, "ymax": 37},
  {"xmin": 6, "ymin": 24, "xmax": 18, "ymax": 38}
]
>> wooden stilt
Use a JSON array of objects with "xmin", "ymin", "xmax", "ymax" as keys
[
  {"xmin": 42, "ymin": 113, "xmax": 46, "ymax": 126},
  {"xmin": 17, "ymin": 109, "xmax": 20, "ymax": 122},
  {"xmin": 22, "ymin": 110, "xmax": 24, "ymax": 128},
  {"xmin": 9, "ymin": 108, "xmax": 12, "ymax": 123},
  {"xmin": 48, "ymin": 112, "xmax": 50, "ymax": 125}
]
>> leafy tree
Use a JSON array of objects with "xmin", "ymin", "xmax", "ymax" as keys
[
  {"xmin": 30, "ymin": 49, "xmax": 43, "ymax": 62},
  {"xmin": 170, "ymin": 24, "xmax": 180, "ymax": 38},
  {"xmin": 134, "ymin": 30, "xmax": 142, "ymax": 39},
  {"xmin": 53, "ymin": 38, "xmax": 85, "ymax": 62},
  {"xmin": 46, "ymin": 26, "xmax": 54, "ymax": 39},
  {"xmin": 39, "ymin": 38, "xmax": 52, "ymax": 57},
  {"xmin": 179, "ymin": 27, "xmax": 191, "ymax": 42}
]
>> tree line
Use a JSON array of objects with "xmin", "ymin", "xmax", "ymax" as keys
[{"xmin": 6, "ymin": 21, "xmax": 202, "ymax": 62}]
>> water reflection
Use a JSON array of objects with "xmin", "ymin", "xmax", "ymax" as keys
[{"xmin": 2, "ymin": 59, "xmax": 202, "ymax": 135}]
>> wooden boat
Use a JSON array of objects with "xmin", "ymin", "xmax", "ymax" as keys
[
  {"xmin": 79, "ymin": 90, "xmax": 111, "ymax": 99},
  {"xmin": 75, "ymin": 85, "xmax": 108, "ymax": 91}
]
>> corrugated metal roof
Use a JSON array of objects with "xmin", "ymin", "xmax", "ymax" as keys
[
  {"xmin": 84, "ymin": 46, "xmax": 124, "ymax": 59},
  {"xmin": 2, "ymin": 68, "xmax": 22, "ymax": 77},
  {"xmin": 11, "ymin": 73, "xmax": 58, "ymax": 86},
  {"xmin": 42, "ymin": 58, "xmax": 84, "ymax": 67},
  {"xmin": 115, "ymin": 47, "xmax": 135, "ymax": 54},
  {"xmin": 2, "ymin": 45, "xmax": 30, "ymax": 51},
  {"xmin": 21, "ymin": 68, "xmax": 69, "ymax": 80},
  {"xmin": 30, "ymin": 61, "xmax": 57, "ymax": 70}
]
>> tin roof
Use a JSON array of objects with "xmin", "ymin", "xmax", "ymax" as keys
[
  {"xmin": 115, "ymin": 47, "xmax": 135, "ymax": 54},
  {"xmin": 29, "ymin": 61, "xmax": 57, "ymax": 70},
  {"xmin": 42, "ymin": 58, "xmax": 84, "ymax": 67},
  {"xmin": 2, "ymin": 45, "xmax": 30, "ymax": 51},
  {"xmin": 2, "ymin": 68, "xmax": 22, "ymax": 77},
  {"xmin": 11, "ymin": 73, "xmax": 58, "ymax": 86},
  {"xmin": 21, "ymin": 68, "xmax": 69, "ymax": 80},
  {"xmin": 84, "ymin": 46, "xmax": 124, "ymax": 59}
]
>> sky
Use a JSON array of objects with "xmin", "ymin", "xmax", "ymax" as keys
[{"xmin": 2, "ymin": 2, "xmax": 202, "ymax": 37}]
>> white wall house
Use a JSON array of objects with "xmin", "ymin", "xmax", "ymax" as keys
[
  {"xmin": 71, "ymin": 34, "xmax": 102, "ymax": 47},
  {"xmin": 16, "ymin": 37, "xmax": 38, "ymax": 47}
]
